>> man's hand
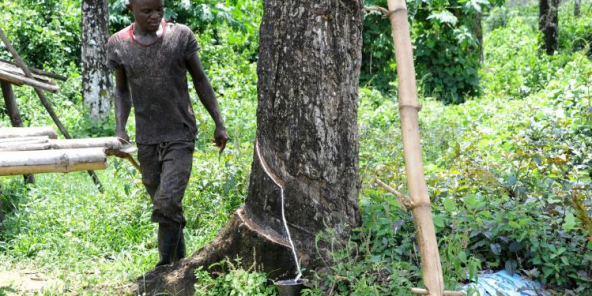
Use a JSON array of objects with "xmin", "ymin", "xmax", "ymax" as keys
[
  {"xmin": 214, "ymin": 125, "xmax": 229, "ymax": 154},
  {"xmin": 110, "ymin": 130, "xmax": 131, "ymax": 158},
  {"xmin": 117, "ymin": 130, "xmax": 130, "ymax": 144}
]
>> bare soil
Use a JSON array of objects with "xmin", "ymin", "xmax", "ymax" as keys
[{"xmin": 0, "ymin": 269, "xmax": 62, "ymax": 295}]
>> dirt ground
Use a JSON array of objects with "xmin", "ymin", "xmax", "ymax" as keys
[{"xmin": 0, "ymin": 269, "xmax": 62, "ymax": 295}]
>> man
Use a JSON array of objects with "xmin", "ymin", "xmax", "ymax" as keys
[{"xmin": 107, "ymin": 0, "xmax": 229, "ymax": 267}]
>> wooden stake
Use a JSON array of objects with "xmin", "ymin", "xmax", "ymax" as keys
[
  {"xmin": 0, "ymin": 26, "xmax": 104, "ymax": 192},
  {"xmin": 2, "ymin": 81, "xmax": 35, "ymax": 183},
  {"xmin": 385, "ymin": 0, "xmax": 445, "ymax": 295}
]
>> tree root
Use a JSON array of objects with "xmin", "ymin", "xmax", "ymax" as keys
[{"xmin": 127, "ymin": 207, "xmax": 298, "ymax": 296}]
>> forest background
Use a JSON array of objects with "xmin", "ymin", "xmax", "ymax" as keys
[{"xmin": 0, "ymin": 0, "xmax": 591, "ymax": 295}]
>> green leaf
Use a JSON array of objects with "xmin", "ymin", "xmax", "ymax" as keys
[
  {"xmin": 427, "ymin": 10, "xmax": 458, "ymax": 26},
  {"xmin": 433, "ymin": 215, "xmax": 445, "ymax": 229},
  {"xmin": 443, "ymin": 198, "xmax": 456, "ymax": 212},
  {"xmin": 464, "ymin": 0, "xmax": 490, "ymax": 13},
  {"xmin": 562, "ymin": 212, "xmax": 576, "ymax": 232},
  {"xmin": 505, "ymin": 259, "xmax": 518, "ymax": 275}
]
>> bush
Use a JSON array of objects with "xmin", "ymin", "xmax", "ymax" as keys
[
  {"xmin": 194, "ymin": 260, "xmax": 277, "ymax": 296},
  {"xmin": 0, "ymin": 0, "xmax": 81, "ymax": 70},
  {"xmin": 362, "ymin": 0, "xmax": 504, "ymax": 104}
]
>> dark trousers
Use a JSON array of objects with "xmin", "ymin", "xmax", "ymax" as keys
[{"xmin": 138, "ymin": 141, "xmax": 194, "ymax": 226}]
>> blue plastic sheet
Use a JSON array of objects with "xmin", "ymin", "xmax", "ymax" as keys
[{"xmin": 463, "ymin": 270, "xmax": 551, "ymax": 296}]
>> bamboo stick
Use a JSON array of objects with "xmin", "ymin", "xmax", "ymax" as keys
[
  {"xmin": 0, "ymin": 138, "xmax": 49, "ymax": 146},
  {"xmin": 0, "ymin": 136, "xmax": 50, "ymax": 143},
  {"xmin": 0, "ymin": 62, "xmax": 56, "ymax": 85},
  {"xmin": 0, "ymin": 69, "xmax": 59, "ymax": 93},
  {"xmin": 2, "ymin": 81, "xmax": 24, "ymax": 127},
  {"xmin": 0, "ymin": 143, "xmax": 51, "ymax": 151},
  {"xmin": 375, "ymin": 178, "xmax": 411, "ymax": 211},
  {"xmin": 0, "ymin": 137, "xmax": 122, "ymax": 151},
  {"xmin": 0, "ymin": 148, "xmax": 107, "ymax": 176},
  {"xmin": 0, "ymin": 127, "xmax": 58, "ymax": 139},
  {"xmin": 0, "ymin": 58, "xmax": 68, "ymax": 81},
  {"xmin": 0, "ymin": 26, "xmax": 104, "ymax": 192},
  {"xmin": 385, "ymin": 0, "xmax": 445, "ymax": 295},
  {"xmin": 411, "ymin": 288, "xmax": 465, "ymax": 296},
  {"xmin": 47, "ymin": 137, "xmax": 122, "ymax": 150}
]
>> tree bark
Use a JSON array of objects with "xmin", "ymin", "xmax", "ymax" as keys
[
  {"xmin": 474, "ymin": 13, "xmax": 484, "ymax": 63},
  {"xmin": 539, "ymin": 0, "xmax": 559, "ymax": 55},
  {"xmin": 574, "ymin": 0, "xmax": 581, "ymax": 17},
  {"xmin": 132, "ymin": 1, "xmax": 364, "ymax": 295},
  {"xmin": 82, "ymin": 0, "xmax": 112, "ymax": 121}
]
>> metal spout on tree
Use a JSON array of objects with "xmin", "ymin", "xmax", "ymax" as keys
[{"xmin": 385, "ymin": 0, "xmax": 445, "ymax": 295}]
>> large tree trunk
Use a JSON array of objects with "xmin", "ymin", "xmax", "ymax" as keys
[
  {"xmin": 82, "ymin": 0, "xmax": 112, "ymax": 121},
  {"xmin": 132, "ymin": 1, "xmax": 364, "ymax": 295},
  {"xmin": 539, "ymin": 0, "xmax": 559, "ymax": 55},
  {"xmin": 574, "ymin": 0, "xmax": 581, "ymax": 17}
]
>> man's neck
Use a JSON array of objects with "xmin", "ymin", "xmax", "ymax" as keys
[{"xmin": 133, "ymin": 22, "xmax": 164, "ymax": 45}]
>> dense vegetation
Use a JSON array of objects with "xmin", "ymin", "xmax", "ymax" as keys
[{"xmin": 0, "ymin": 0, "xmax": 591, "ymax": 295}]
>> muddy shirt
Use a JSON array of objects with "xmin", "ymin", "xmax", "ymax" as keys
[{"xmin": 107, "ymin": 21, "xmax": 200, "ymax": 144}]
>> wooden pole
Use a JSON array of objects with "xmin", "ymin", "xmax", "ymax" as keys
[
  {"xmin": 0, "ymin": 137, "xmax": 122, "ymax": 151},
  {"xmin": 0, "ymin": 127, "xmax": 58, "ymax": 139},
  {"xmin": 0, "ymin": 148, "xmax": 107, "ymax": 176},
  {"xmin": 1, "ymin": 82, "xmax": 24, "ymax": 128},
  {"xmin": 0, "ymin": 136, "xmax": 50, "ymax": 144},
  {"xmin": 411, "ymin": 288, "xmax": 465, "ymax": 296},
  {"xmin": 2, "ymin": 81, "xmax": 35, "ymax": 184},
  {"xmin": 0, "ymin": 62, "xmax": 58, "ymax": 85},
  {"xmin": 385, "ymin": 0, "xmax": 445, "ymax": 295},
  {"xmin": 0, "ymin": 59, "xmax": 68, "ymax": 81},
  {"xmin": 0, "ymin": 26, "xmax": 104, "ymax": 192},
  {"xmin": 0, "ymin": 69, "xmax": 60, "ymax": 93}
]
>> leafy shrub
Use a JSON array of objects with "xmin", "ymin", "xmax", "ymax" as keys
[
  {"xmin": 362, "ymin": 0, "xmax": 503, "ymax": 104},
  {"xmin": 0, "ymin": 0, "xmax": 81, "ymax": 70},
  {"xmin": 559, "ymin": 4, "xmax": 592, "ymax": 56},
  {"xmin": 481, "ymin": 17, "xmax": 566, "ymax": 99},
  {"xmin": 109, "ymin": 0, "xmax": 261, "ymax": 60},
  {"xmin": 194, "ymin": 260, "xmax": 277, "ymax": 296}
]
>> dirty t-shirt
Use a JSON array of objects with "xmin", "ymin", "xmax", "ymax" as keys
[{"xmin": 107, "ymin": 21, "xmax": 200, "ymax": 144}]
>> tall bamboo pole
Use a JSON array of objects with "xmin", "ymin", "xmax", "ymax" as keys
[{"xmin": 385, "ymin": 0, "xmax": 445, "ymax": 295}]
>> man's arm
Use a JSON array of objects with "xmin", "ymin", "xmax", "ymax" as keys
[
  {"xmin": 186, "ymin": 53, "xmax": 229, "ymax": 153},
  {"xmin": 114, "ymin": 67, "xmax": 132, "ymax": 142}
]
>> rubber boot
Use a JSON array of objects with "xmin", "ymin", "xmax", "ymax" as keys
[
  {"xmin": 155, "ymin": 223, "xmax": 183, "ymax": 267},
  {"xmin": 172, "ymin": 229, "xmax": 186, "ymax": 262}
]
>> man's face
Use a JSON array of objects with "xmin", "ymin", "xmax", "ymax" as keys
[{"xmin": 127, "ymin": 0, "xmax": 164, "ymax": 32}]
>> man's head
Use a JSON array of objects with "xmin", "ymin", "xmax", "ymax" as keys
[{"xmin": 127, "ymin": 0, "xmax": 164, "ymax": 33}]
